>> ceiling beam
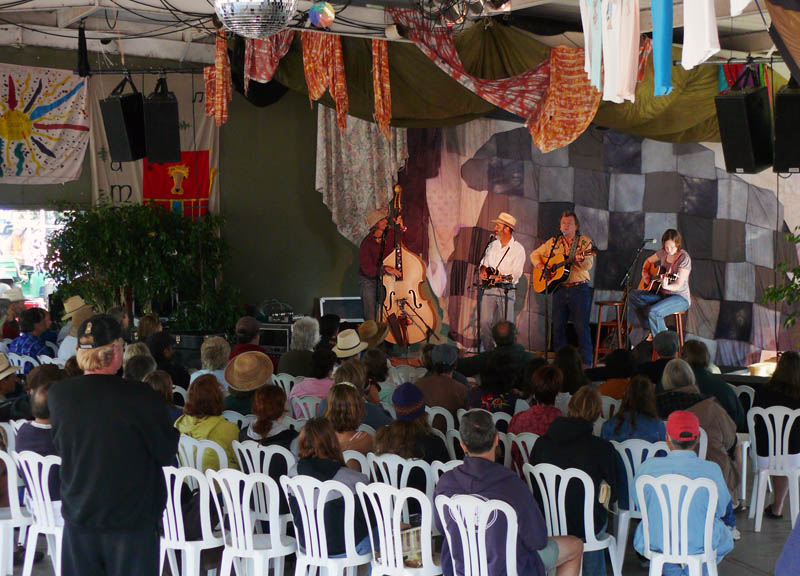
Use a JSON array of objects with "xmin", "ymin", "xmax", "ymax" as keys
[
  {"xmin": 640, "ymin": 0, "xmax": 769, "ymax": 33},
  {"xmin": 57, "ymin": 3, "xmax": 100, "ymax": 27},
  {"xmin": 720, "ymin": 31, "xmax": 775, "ymax": 53}
]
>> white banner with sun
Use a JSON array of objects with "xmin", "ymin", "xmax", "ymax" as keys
[{"xmin": 0, "ymin": 63, "xmax": 89, "ymax": 184}]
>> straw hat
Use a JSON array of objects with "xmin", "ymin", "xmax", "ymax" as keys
[
  {"xmin": 225, "ymin": 351, "xmax": 274, "ymax": 392},
  {"xmin": 0, "ymin": 353, "xmax": 18, "ymax": 381},
  {"xmin": 62, "ymin": 295, "xmax": 91, "ymax": 320},
  {"xmin": 332, "ymin": 329, "xmax": 368, "ymax": 358},
  {"xmin": 491, "ymin": 212, "xmax": 517, "ymax": 230},
  {"xmin": 4, "ymin": 287, "xmax": 24, "ymax": 303},
  {"xmin": 366, "ymin": 209, "xmax": 389, "ymax": 230},
  {"xmin": 68, "ymin": 307, "xmax": 95, "ymax": 338},
  {"xmin": 358, "ymin": 320, "xmax": 388, "ymax": 349}
]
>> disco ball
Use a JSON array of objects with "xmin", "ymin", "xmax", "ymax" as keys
[{"xmin": 214, "ymin": 0, "xmax": 298, "ymax": 39}]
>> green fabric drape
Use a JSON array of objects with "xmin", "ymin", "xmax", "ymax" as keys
[{"xmin": 273, "ymin": 21, "xmax": 783, "ymax": 142}]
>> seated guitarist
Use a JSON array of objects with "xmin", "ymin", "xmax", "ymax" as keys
[
  {"xmin": 478, "ymin": 212, "xmax": 526, "ymax": 352},
  {"xmin": 530, "ymin": 210, "xmax": 594, "ymax": 366},
  {"xmin": 628, "ymin": 229, "xmax": 692, "ymax": 346}
]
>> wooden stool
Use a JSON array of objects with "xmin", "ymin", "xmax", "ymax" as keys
[
  {"xmin": 650, "ymin": 310, "xmax": 687, "ymax": 359},
  {"xmin": 594, "ymin": 301, "xmax": 624, "ymax": 367}
]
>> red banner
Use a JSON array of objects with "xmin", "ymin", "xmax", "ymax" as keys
[{"xmin": 142, "ymin": 150, "xmax": 213, "ymax": 218}]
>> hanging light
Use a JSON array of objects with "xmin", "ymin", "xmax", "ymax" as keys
[{"xmin": 214, "ymin": 0, "xmax": 298, "ymax": 39}]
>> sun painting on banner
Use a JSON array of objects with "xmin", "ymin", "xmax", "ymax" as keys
[{"xmin": 0, "ymin": 69, "xmax": 88, "ymax": 178}]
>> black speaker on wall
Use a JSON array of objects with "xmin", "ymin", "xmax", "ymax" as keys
[
  {"xmin": 99, "ymin": 76, "xmax": 146, "ymax": 162},
  {"xmin": 715, "ymin": 86, "xmax": 773, "ymax": 173},
  {"xmin": 144, "ymin": 77, "xmax": 181, "ymax": 164},
  {"xmin": 774, "ymin": 81, "xmax": 800, "ymax": 173}
]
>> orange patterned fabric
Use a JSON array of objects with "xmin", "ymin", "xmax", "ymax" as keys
[
  {"xmin": 302, "ymin": 31, "xmax": 348, "ymax": 135},
  {"xmin": 244, "ymin": 31, "xmax": 295, "ymax": 94},
  {"xmin": 372, "ymin": 39, "xmax": 392, "ymax": 141},
  {"xmin": 529, "ymin": 46, "xmax": 601, "ymax": 153},
  {"xmin": 204, "ymin": 30, "xmax": 232, "ymax": 127}
]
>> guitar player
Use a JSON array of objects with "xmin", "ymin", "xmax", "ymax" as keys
[
  {"xmin": 628, "ymin": 228, "xmax": 692, "ymax": 347},
  {"xmin": 530, "ymin": 210, "xmax": 595, "ymax": 366},
  {"xmin": 478, "ymin": 212, "xmax": 527, "ymax": 352}
]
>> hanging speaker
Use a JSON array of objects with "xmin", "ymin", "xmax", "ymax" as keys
[
  {"xmin": 144, "ymin": 77, "xmax": 181, "ymax": 164},
  {"xmin": 715, "ymin": 85, "xmax": 773, "ymax": 174},
  {"xmin": 774, "ymin": 81, "xmax": 800, "ymax": 173},
  {"xmin": 99, "ymin": 76, "xmax": 146, "ymax": 162}
]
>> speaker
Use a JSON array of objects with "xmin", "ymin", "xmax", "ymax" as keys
[
  {"xmin": 144, "ymin": 78, "xmax": 181, "ymax": 164},
  {"xmin": 715, "ymin": 86, "xmax": 774, "ymax": 173},
  {"xmin": 99, "ymin": 77, "xmax": 146, "ymax": 162},
  {"xmin": 774, "ymin": 83, "xmax": 800, "ymax": 173}
]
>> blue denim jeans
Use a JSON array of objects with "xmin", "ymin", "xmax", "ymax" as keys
[
  {"xmin": 552, "ymin": 282, "xmax": 593, "ymax": 366},
  {"xmin": 480, "ymin": 289, "xmax": 516, "ymax": 352},
  {"xmin": 628, "ymin": 290, "xmax": 689, "ymax": 345},
  {"xmin": 359, "ymin": 276, "xmax": 384, "ymax": 321}
]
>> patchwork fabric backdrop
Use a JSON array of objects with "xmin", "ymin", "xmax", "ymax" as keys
[{"xmin": 419, "ymin": 119, "xmax": 799, "ymax": 367}]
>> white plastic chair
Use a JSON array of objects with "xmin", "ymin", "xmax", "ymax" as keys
[
  {"xmin": 177, "ymin": 435, "xmax": 229, "ymax": 478},
  {"xmin": 611, "ymin": 439, "xmax": 670, "ymax": 563},
  {"xmin": 508, "ymin": 432, "xmax": 539, "ymax": 474},
  {"xmin": 601, "ymin": 396, "xmax": 621, "ymax": 420},
  {"xmin": 356, "ymin": 483, "xmax": 442, "ymax": 576},
  {"xmin": 523, "ymin": 462, "xmax": 621, "ymax": 576},
  {"xmin": 555, "ymin": 392, "xmax": 572, "ymax": 416},
  {"xmin": 272, "ymin": 373, "xmax": 300, "ymax": 397},
  {"xmin": 343, "ymin": 450, "xmax": 370, "ymax": 476},
  {"xmin": 36, "ymin": 356, "xmax": 65, "ymax": 367},
  {"xmin": 455, "ymin": 408, "xmax": 491, "ymax": 427},
  {"xmin": 160, "ymin": 466, "xmax": 224, "ymax": 576},
  {"xmin": 513, "ymin": 398, "xmax": 530, "ymax": 414},
  {"xmin": 425, "ymin": 406, "xmax": 455, "ymax": 432},
  {"xmin": 593, "ymin": 417, "xmax": 607, "ymax": 437},
  {"xmin": 635, "ymin": 474, "xmax": 719, "ymax": 576},
  {"xmin": 434, "ymin": 494, "xmax": 519, "ymax": 576},
  {"xmin": 357, "ymin": 424, "xmax": 377, "ymax": 437},
  {"xmin": 747, "ymin": 406, "xmax": 800, "ymax": 531},
  {"xmin": 280, "ymin": 475, "xmax": 372, "ymax": 576},
  {"xmin": 283, "ymin": 417, "xmax": 307, "ymax": 432},
  {"xmin": 697, "ymin": 427, "xmax": 708, "ymax": 460},
  {"xmin": 445, "ymin": 430, "xmax": 464, "ymax": 461},
  {"xmin": 0, "ymin": 423, "xmax": 16, "ymax": 454},
  {"xmin": 43, "ymin": 342, "xmax": 58, "ymax": 356},
  {"xmin": 0, "ymin": 450, "xmax": 32, "ymax": 576},
  {"xmin": 731, "ymin": 385, "xmax": 755, "ymax": 502},
  {"xmin": 431, "ymin": 460, "xmax": 462, "ymax": 480},
  {"xmin": 233, "ymin": 441, "xmax": 296, "ymax": 534},
  {"xmin": 173, "ymin": 386, "xmax": 188, "ymax": 406},
  {"xmin": 222, "ymin": 410, "xmax": 251, "ymax": 429},
  {"xmin": 6, "ymin": 353, "xmax": 37, "ymax": 373},
  {"xmin": 291, "ymin": 395, "xmax": 322, "ymax": 419},
  {"xmin": 497, "ymin": 432, "xmax": 512, "ymax": 468},
  {"xmin": 367, "ymin": 454, "xmax": 435, "ymax": 508},
  {"xmin": 208, "ymin": 469, "xmax": 296, "ymax": 576},
  {"xmin": 492, "ymin": 412, "xmax": 511, "ymax": 434},
  {"xmin": 14, "ymin": 452, "xmax": 62, "ymax": 576}
]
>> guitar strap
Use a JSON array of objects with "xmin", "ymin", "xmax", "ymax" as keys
[
  {"xmin": 494, "ymin": 246, "xmax": 511, "ymax": 272},
  {"xmin": 567, "ymin": 234, "xmax": 580, "ymax": 263}
]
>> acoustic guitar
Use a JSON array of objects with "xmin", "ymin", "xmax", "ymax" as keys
[
  {"xmin": 479, "ymin": 265, "xmax": 513, "ymax": 289},
  {"xmin": 638, "ymin": 260, "xmax": 678, "ymax": 295},
  {"xmin": 532, "ymin": 247, "xmax": 596, "ymax": 294}
]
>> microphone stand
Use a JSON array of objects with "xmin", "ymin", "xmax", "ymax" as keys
[
  {"xmin": 475, "ymin": 234, "xmax": 495, "ymax": 353},
  {"xmin": 541, "ymin": 233, "xmax": 561, "ymax": 360},
  {"xmin": 619, "ymin": 239, "xmax": 651, "ymax": 349},
  {"xmin": 376, "ymin": 228, "xmax": 387, "ymax": 322}
]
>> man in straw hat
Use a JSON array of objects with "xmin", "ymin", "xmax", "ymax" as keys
[
  {"xmin": 357, "ymin": 319, "xmax": 389, "ymax": 350},
  {"xmin": 358, "ymin": 207, "xmax": 403, "ymax": 321},
  {"xmin": 58, "ymin": 295, "xmax": 92, "ymax": 343},
  {"xmin": 48, "ymin": 314, "xmax": 179, "ymax": 576},
  {"xmin": 530, "ymin": 210, "xmax": 595, "ymax": 366},
  {"xmin": 0, "ymin": 352, "xmax": 19, "ymax": 405},
  {"xmin": 224, "ymin": 350, "xmax": 274, "ymax": 414},
  {"xmin": 1, "ymin": 286, "xmax": 25, "ymax": 340},
  {"xmin": 478, "ymin": 212, "xmax": 527, "ymax": 352},
  {"xmin": 57, "ymin": 304, "xmax": 95, "ymax": 361}
]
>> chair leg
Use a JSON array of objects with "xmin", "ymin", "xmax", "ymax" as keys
[
  {"xmin": 273, "ymin": 556, "xmax": 286, "ymax": 576},
  {"xmin": 754, "ymin": 471, "xmax": 769, "ymax": 532},
  {"xmin": 184, "ymin": 550, "xmax": 202, "ymax": 576},
  {"xmin": 593, "ymin": 306, "xmax": 603, "ymax": 368},
  {"xmin": 749, "ymin": 471, "xmax": 760, "ymax": 520},
  {"xmin": 648, "ymin": 556, "xmax": 664, "ymax": 576},
  {"xmin": 615, "ymin": 513, "xmax": 630, "ymax": 566},
  {"xmin": 0, "ymin": 526, "xmax": 12, "ymax": 576},
  {"xmin": 789, "ymin": 474, "xmax": 800, "ymax": 529},
  {"xmin": 607, "ymin": 541, "xmax": 622, "ymax": 576},
  {"xmin": 219, "ymin": 552, "xmax": 233, "ymax": 576},
  {"xmin": 167, "ymin": 549, "xmax": 180, "ymax": 576},
  {"xmin": 21, "ymin": 529, "xmax": 38, "ymax": 576},
  {"xmin": 740, "ymin": 443, "xmax": 748, "ymax": 503}
]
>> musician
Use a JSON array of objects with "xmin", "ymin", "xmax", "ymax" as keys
[
  {"xmin": 628, "ymin": 229, "xmax": 692, "ymax": 346},
  {"xmin": 530, "ymin": 210, "xmax": 594, "ymax": 366},
  {"xmin": 478, "ymin": 212, "xmax": 526, "ymax": 352},
  {"xmin": 358, "ymin": 208, "xmax": 402, "ymax": 321}
]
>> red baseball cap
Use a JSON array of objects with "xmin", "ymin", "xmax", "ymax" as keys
[{"xmin": 666, "ymin": 410, "xmax": 699, "ymax": 442}]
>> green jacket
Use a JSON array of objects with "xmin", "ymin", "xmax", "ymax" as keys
[{"xmin": 174, "ymin": 414, "xmax": 239, "ymax": 471}]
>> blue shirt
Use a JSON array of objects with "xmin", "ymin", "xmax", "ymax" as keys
[
  {"xmin": 651, "ymin": 0, "xmax": 674, "ymax": 96},
  {"xmin": 633, "ymin": 450, "xmax": 733, "ymax": 562},
  {"xmin": 9, "ymin": 333, "xmax": 53, "ymax": 372},
  {"xmin": 601, "ymin": 415, "xmax": 666, "ymax": 443}
]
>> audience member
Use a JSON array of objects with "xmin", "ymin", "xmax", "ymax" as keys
[
  {"xmin": 683, "ymin": 340, "xmax": 745, "ymax": 431},
  {"xmin": 49, "ymin": 314, "xmax": 179, "ymax": 576},
  {"xmin": 469, "ymin": 351, "xmax": 521, "ymax": 416},
  {"xmin": 123, "ymin": 353, "xmax": 157, "ymax": 382},
  {"xmin": 553, "ymin": 345, "xmax": 591, "ymax": 394},
  {"xmin": 106, "ymin": 306, "xmax": 130, "ymax": 342},
  {"xmin": 331, "ymin": 329, "xmax": 368, "ymax": 360},
  {"xmin": 241, "ymin": 385, "xmax": 299, "ymax": 455},
  {"xmin": 1, "ymin": 287, "xmax": 25, "ymax": 340},
  {"xmin": 57, "ymin": 296, "xmax": 92, "ymax": 342},
  {"xmin": 509, "ymin": 365, "xmax": 564, "ymax": 437},
  {"xmin": 143, "ymin": 370, "xmax": 182, "ymax": 423},
  {"xmin": 376, "ymin": 382, "xmax": 448, "ymax": 463},
  {"xmin": 190, "ymin": 336, "xmax": 231, "ymax": 392},
  {"xmin": 658, "ymin": 358, "xmax": 740, "ymax": 507},
  {"xmin": 596, "ymin": 348, "xmax": 636, "ymax": 400},
  {"xmin": 63, "ymin": 356, "xmax": 82, "ymax": 378},
  {"xmin": 292, "ymin": 418, "xmax": 372, "ymax": 556},
  {"xmin": 518, "ymin": 357, "xmax": 549, "ymax": 400},
  {"xmin": 601, "ymin": 375, "xmax": 666, "ymax": 443},
  {"xmin": 147, "ymin": 332, "xmax": 190, "ymax": 390},
  {"xmin": 357, "ymin": 320, "xmax": 388, "ymax": 350},
  {"xmin": 532, "ymin": 385, "xmax": 618, "ymax": 576},
  {"xmin": 421, "ymin": 343, "xmax": 469, "ymax": 387},
  {"xmin": 288, "ymin": 348, "xmax": 337, "ymax": 408},
  {"xmin": 223, "ymin": 351, "xmax": 273, "ymax": 415},
  {"xmin": 636, "ymin": 330, "xmax": 679, "ymax": 391},
  {"xmin": 9, "ymin": 308, "xmax": 53, "ymax": 368},
  {"xmin": 17, "ymin": 368, "xmax": 62, "ymax": 499},
  {"xmin": 457, "ymin": 321, "xmax": 536, "ymax": 379},
  {"xmin": 136, "ymin": 312, "xmax": 162, "ymax": 342},
  {"xmin": 753, "ymin": 351, "xmax": 800, "ymax": 519},
  {"xmin": 277, "ymin": 317, "xmax": 319, "ymax": 377},
  {"xmin": 323, "ymin": 383, "xmax": 374, "ymax": 456},
  {"xmin": 229, "ymin": 316, "xmax": 266, "ymax": 359},
  {"xmin": 777, "ymin": 516, "xmax": 800, "ymax": 575},
  {"xmin": 435, "ymin": 410, "xmax": 583, "ymax": 576},
  {"xmin": 332, "ymin": 358, "xmax": 392, "ymax": 430},
  {"xmin": 634, "ymin": 411, "xmax": 735, "ymax": 573},
  {"xmin": 122, "ymin": 341, "xmax": 152, "ymax": 370},
  {"xmin": 415, "ymin": 344, "xmax": 467, "ymax": 429},
  {"xmin": 0, "ymin": 353, "xmax": 19, "ymax": 407},
  {"xmin": 316, "ymin": 313, "xmax": 341, "ymax": 351},
  {"xmin": 363, "ymin": 348, "xmax": 397, "ymax": 404},
  {"xmin": 58, "ymin": 306, "xmax": 94, "ymax": 361},
  {"xmin": 174, "ymin": 374, "xmax": 239, "ymax": 471}
]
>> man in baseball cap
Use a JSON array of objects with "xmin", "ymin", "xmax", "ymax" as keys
[{"xmin": 632, "ymin": 410, "xmax": 737, "ymax": 571}]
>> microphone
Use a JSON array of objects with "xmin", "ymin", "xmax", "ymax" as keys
[{"xmin": 642, "ymin": 238, "xmax": 657, "ymax": 244}]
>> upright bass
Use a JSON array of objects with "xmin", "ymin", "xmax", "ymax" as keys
[{"xmin": 381, "ymin": 185, "xmax": 438, "ymax": 346}]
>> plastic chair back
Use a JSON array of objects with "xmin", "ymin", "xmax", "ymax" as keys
[
  {"xmin": 368, "ymin": 453, "xmax": 435, "ymax": 505},
  {"xmin": 431, "ymin": 460, "xmax": 462, "ymax": 480},
  {"xmin": 283, "ymin": 416, "xmax": 307, "ymax": 432},
  {"xmin": 748, "ymin": 407, "xmax": 800, "ymax": 470},
  {"xmin": 601, "ymin": 396, "xmax": 621, "ymax": 420},
  {"xmin": 222, "ymin": 410, "xmax": 251, "ymax": 429},
  {"xmin": 445, "ymin": 430, "xmax": 464, "ymax": 461},
  {"xmin": 612, "ymin": 439, "xmax": 669, "ymax": 515},
  {"xmin": 161, "ymin": 466, "xmax": 220, "ymax": 545},
  {"xmin": 555, "ymin": 393, "xmax": 571, "ymax": 416},
  {"xmin": 273, "ymin": 373, "xmax": 299, "ymax": 396},
  {"xmin": 357, "ymin": 483, "xmax": 441, "ymax": 575},
  {"xmin": 13, "ymin": 452, "xmax": 61, "ymax": 529},
  {"xmin": 358, "ymin": 424, "xmax": 376, "ymax": 437},
  {"xmin": 7, "ymin": 353, "xmax": 37, "ymax": 373},
  {"xmin": 0, "ymin": 449, "xmax": 29, "ymax": 526},
  {"xmin": 697, "ymin": 427, "xmax": 708, "ymax": 460},
  {"xmin": 425, "ymin": 406, "xmax": 455, "ymax": 432},
  {"xmin": 177, "ymin": 435, "xmax": 228, "ymax": 477},
  {"xmin": 0, "ymin": 422, "xmax": 15, "ymax": 454},
  {"xmin": 343, "ymin": 450, "xmax": 370, "ymax": 476},
  {"xmin": 172, "ymin": 386, "xmax": 188, "ymax": 406},
  {"xmin": 513, "ymin": 398, "xmax": 530, "ymax": 415},
  {"xmin": 37, "ymin": 356, "xmax": 65, "ymax": 367},
  {"xmin": 508, "ymin": 432, "xmax": 538, "ymax": 470},
  {"xmin": 593, "ymin": 417, "xmax": 606, "ymax": 437},
  {"xmin": 732, "ymin": 385, "xmax": 755, "ymax": 413},
  {"xmin": 492, "ymin": 413, "xmax": 511, "ymax": 434},
  {"xmin": 233, "ymin": 440, "xmax": 296, "ymax": 514},
  {"xmin": 291, "ymin": 395, "xmax": 322, "ymax": 419},
  {"xmin": 434, "ymin": 494, "xmax": 518, "ymax": 576}
]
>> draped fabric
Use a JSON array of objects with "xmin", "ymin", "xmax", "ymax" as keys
[
  {"xmin": 204, "ymin": 31, "xmax": 232, "ymax": 127},
  {"xmin": 243, "ymin": 31, "xmax": 295, "ymax": 93},
  {"xmin": 302, "ymin": 31, "xmax": 349, "ymax": 135},
  {"xmin": 372, "ymin": 39, "xmax": 392, "ymax": 141},
  {"xmin": 315, "ymin": 106, "xmax": 408, "ymax": 244}
]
